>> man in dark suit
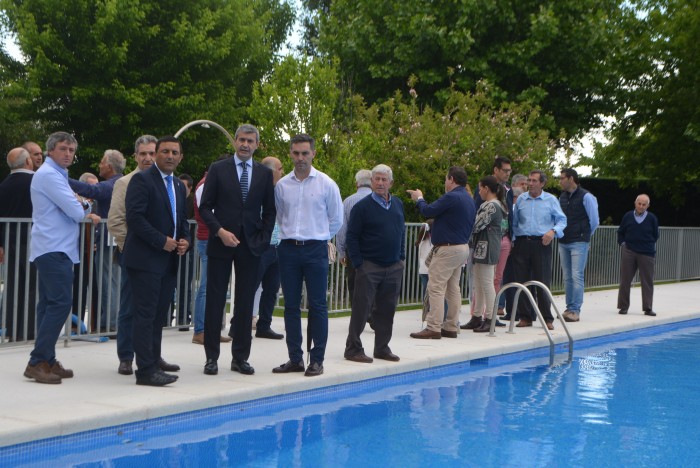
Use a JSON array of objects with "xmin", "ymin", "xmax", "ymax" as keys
[
  {"xmin": 198, "ymin": 124, "xmax": 275, "ymax": 376},
  {"xmin": 0, "ymin": 148, "xmax": 36, "ymax": 341},
  {"xmin": 124, "ymin": 136, "xmax": 190, "ymax": 386}
]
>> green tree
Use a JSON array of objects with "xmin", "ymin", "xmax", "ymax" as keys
[
  {"xmin": 311, "ymin": 0, "xmax": 633, "ymax": 141},
  {"xmin": 0, "ymin": 0, "xmax": 293, "ymax": 178},
  {"xmin": 586, "ymin": 0, "xmax": 700, "ymax": 205}
]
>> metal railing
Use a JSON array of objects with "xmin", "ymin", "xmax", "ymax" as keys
[{"xmin": 2, "ymin": 220, "xmax": 700, "ymax": 346}]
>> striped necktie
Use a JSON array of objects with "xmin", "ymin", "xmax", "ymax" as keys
[
  {"xmin": 165, "ymin": 175, "xmax": 176, "ymax": 237},
  {"xmin": 240, "ymin": 162, "xmax": 248, "ymax": 203}
]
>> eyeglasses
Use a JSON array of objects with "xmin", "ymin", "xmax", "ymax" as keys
[{"xmin": 500, "ymin": 168, "xmax": 513, "ymax": 173}]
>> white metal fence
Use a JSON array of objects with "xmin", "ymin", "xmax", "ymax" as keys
[{"xmin": 2, "ymin": 219, "xmax": 699, "ymax": 346}]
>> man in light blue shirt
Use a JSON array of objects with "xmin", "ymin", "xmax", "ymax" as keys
[
  {"xmin": 511, "ymin": 170, "xmax": 567, "ymax": 329},
  {"xmin": 272, "ymin": 133, "xmax": 343, "ymax": 377},
  {"xmin": 25, "ymin": 132, "xmax": 91, "ymax": 384}
]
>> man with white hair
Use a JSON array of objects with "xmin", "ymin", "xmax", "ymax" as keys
[
  {"xmin": 617, "ymin": 194, "xmax": 659, "ymax": 316},
  {"xmin": 336, "ymin": 168, "xmax": 373, "ymax": 306},
  {"xmin": 344, "ymin": 164, "xmax": 405, "ymax": 363}
]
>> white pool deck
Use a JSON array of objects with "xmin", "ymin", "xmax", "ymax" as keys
[{"xmin": 1, "ymin": 281, "xmax": 698, "ymax": 448}]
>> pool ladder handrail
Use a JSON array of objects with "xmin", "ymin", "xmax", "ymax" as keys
[{"xmin": 486, "ymin": 281, "xmax": 574, "ymax": 365}]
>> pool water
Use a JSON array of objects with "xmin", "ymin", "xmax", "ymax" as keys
[{"xmin": 3, "ymin": 324, "xmax": 700, "ymax": 467}]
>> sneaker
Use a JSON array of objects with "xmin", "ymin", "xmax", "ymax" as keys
[{"xmin": 563, "ymin": 311, "xmax": 580, "ymax": 322}]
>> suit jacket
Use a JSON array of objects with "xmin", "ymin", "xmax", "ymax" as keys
[
  {"xmin": 123, "ymin": 165, "xmax": 190, "ymax": 274},
  {"xmin": 107, "ymin": 169, "xmax": 139, "ymax": 251},
  {"xmin": 0, "ymin": 172, "xmax": 34, "ymax": 248},
  {"xmin": 199, "ymin": 157, "xmax": 275, "ymax": 258}
]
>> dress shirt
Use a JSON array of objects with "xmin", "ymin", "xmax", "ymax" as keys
[
  {"xmin": 234, "ymin": 154, "xmax": 252, "ymax": 193},
  {"xmin": 335, "ymin": 186, "xmax": 372, "ymax": 259},
  {"xmin": 30, "ymin": 157, "xmax": 90, "ymax": 263},
  {"xmin": 275, "ymin": 167, "xmax": 343, "ymax": 241},
  {"xmin": 583, "ymin": 192, "xmax": 600, "ymax": 234},
  {"xmin": 371, "ymin": 192, "xmax": 392, "ymax": 209},
  {"xmin": 512, "ymin": 190, "xmax": 567, "ymax": 239},
  {"xmin": 634, "ymin": 210, "xmax": 648, "ymax": 224},
  {"xmin": 270, "ymin": 223, "xmax": 280, "ymax": 246},
  {"xmin": 155, "ymin": 164, "xmax": 177, "ymax": 238}
]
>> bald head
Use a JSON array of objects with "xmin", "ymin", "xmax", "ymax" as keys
[
  {"xmin": 262, "ymin": 156, "xmax": 284, "ymax": 185},
  {"xmin": 7, "ymin": 148, "xmax": 33, "ymax": 171},
  {"xmin": 22, "ymin": 141, "xmax": 43, "ymax": 170},
  {"xmin": 634, "ymin": 194, "xmax": 651, "ymax": 216}
]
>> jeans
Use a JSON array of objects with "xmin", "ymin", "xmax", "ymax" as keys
[
  {"xmin": 30, "ymin": 252, "xmax": 74, "ymax": 365},
  {"xmin": 558, "ymin": 242, "xmax": 590, "ymax": 313},
  {"xmin": 278, "ymin": 240, "xmax": 328, "ymax": 364},
  {"xmin": 193, "ymin": 239, "xmax": 208, "ymax": 334},
  {"xmin": 116, "ymin": 251, "xmax": 134, "ymax": 361}
]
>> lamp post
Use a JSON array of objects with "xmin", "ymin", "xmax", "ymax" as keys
[{"xmin": 174, "ymin": 120, "xmax": 236, "ymax": 148}]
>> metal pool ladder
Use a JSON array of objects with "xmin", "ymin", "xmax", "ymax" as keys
[{"xmin": 485, "ymin": 281, "xmax": 574, "ymax": 366}]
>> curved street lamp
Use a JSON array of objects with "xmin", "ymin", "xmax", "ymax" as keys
[{"xmin": 174, "ymin": 119, "xmax": 236, "ymax": 148}]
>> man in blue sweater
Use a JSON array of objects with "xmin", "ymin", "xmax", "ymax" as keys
[
  {"xmin": 617, "ymin": 194, "xmax": 659, "ymax": 316},
  {"xmin": 344, "ymin": 165, "xmax": 405, "ymax": 362},
  {"xmin": 407, "ymin": 166, "xmax": 475, "ymax": 339}
]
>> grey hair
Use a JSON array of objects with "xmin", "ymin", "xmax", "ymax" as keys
[
  {"xmin": 79, "ymin": 172, "xmax": 98, "ymax": 183},
  {"xmin": 8, "ymin": 149, "xmax": 30, "ymax": 170},
  {"xmin": 103, "ymin": 149, "xmax": 126, "ymax": 174},
  {"xmin": 371, "ymin": 164, "xmax": 393, "ymax": 181},
  {"xmin": 512, "ymin": 187, "xmax": 525, "ymax": 198},
  {"xmin": 530, "ymin": 169, "xmax": 547, "ymax": 184},
  {"xmin": 511, "ymin": 173, "xmax": 527, "ymax": 186},
  {"xmin": 134, "ymin": 135, "xmax": 157, "ymax": 154},
  {"xmin": 235, "ymin": 124, "xmax": 260, "ymax": 143},
  {"xmin": 355, "ymin": 169, "xmax": 372, "ymax": 187},
  {"xmin": 46, "ymin": 132, "xmax": 78, "ymax": 152}
]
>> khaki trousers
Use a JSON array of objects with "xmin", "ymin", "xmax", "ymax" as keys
[{"xmin": 426, "ymin": 244, "xmax": 469, "ymax": 332}]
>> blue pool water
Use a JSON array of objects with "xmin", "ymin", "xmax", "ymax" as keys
[{"xmin": 3, "ymin": 323, "xmax": 700, "ymax": 467}]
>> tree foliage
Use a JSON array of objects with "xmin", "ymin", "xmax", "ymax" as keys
[
  {"xmin": 0, "ymin": 0, "xmax": 293, "ymax": 177},
  {"xmin": 313, "ymin": 0, "xmax": 633, "ymax": 141},
  {"xmin": 586, "ymin": 0, "xmax": 700, "ymax": 205}
]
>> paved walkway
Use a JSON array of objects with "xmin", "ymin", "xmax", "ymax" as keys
[{"xmin": 1, "ymin": 281, "xmax": 698, "ymax": 447}]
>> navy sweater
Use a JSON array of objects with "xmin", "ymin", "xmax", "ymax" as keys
[
  {"xmin": 346, "ymin": 194, "xmax": 405, "ymax": 268},
  {"xmin": 417, "ymin": 186, "xmax": 475, "ymax": 245},
  {"xmin": 617, "ymin": 211, "xmax": 659, "ymax": 257}
]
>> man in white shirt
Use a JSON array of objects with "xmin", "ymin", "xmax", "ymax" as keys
[{"xmin": 272, "ymin": 134, "xmax": 343, "ymax": 377}]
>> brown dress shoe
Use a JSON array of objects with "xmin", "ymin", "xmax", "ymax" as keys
[
  {"xmin": 440, "ymin": 329, "xmax": 458, "ymax": 338},
  {"xmin": 219, "ymin": 335, "xmax": 232, "ymax": 343},
  {"xmin": 118, "ymin": 360, "xmax": 133, "ymax": 375},
  {"xmin": 24, "ymin": 362, "xmax": 62, "ymax": 384},
  {"xmin": 410, "ymin": 328, "xmax": 441, "ymax": 339},
  {"xmin": 545, "ymin": 322, "xmax": 554, "ymax": 330},
  {"xmin": 50, "ymin": 360, "xmax": 74, "ymax": 378},
  {"xmin": 516, "ymin": 319, "xmax": 533, "ymax": 327},
  {"xmin": 192, "ymin": 332, "xmax": 204, "ymax": 345},
  {"xmin": 345, "ymin": 352, "xmax": 373, "ymax": 363}
]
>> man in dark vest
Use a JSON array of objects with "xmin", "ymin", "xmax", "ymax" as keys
[{"xmin": 558, "ymin": 168, "xmax": 599, "ymax": 322}]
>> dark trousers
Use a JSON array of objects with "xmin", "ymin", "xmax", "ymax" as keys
[
  {"xmin": 345, "ymin": 260, "xmax": 404, "ymax": 357},
  {"xmin": 501, "ymin": 256, "xmax": 518, "ymax": 320},
  {"xmin": 346, "ymin": 257, "xmax": 357, "ymax": 306},
  {"xmin": 128, "ymin": 265, "xmax": 177, "ymax": 377},
  {"xmin": 2, "ymin": 244, "xmax": 36, "ymax": 341},
  {"xmin": 116, "ymin": 251, "xmax": 134, "ymax": 361},
  {"xmin": 511, "ymin": 238, "xmax": 554, "ymax": 322},
  {"xmin": 255, "ymin": 244, "xmax": 280, "ymax": 332},
  {"xmin": 278, "ymin": 240, "xmax": 328, "ymax": 364},
  {"xmin": 204, "ymin": 237, "xmax": 260, "ymax": 362},
  {"xmin": 30, "ymin": 252, "xmax": 73, "ymax": 365},
  {"xmin": 617, "ymin": 244, "xmax": 655, "ymax": 311},
  {"xmin": 175, "ymin": 249, "xmax": 195, "ymax": 327}
]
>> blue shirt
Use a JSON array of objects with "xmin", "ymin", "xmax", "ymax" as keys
[
  {"xmin": 417, "ymin": 186, "xmax": 475, "ymax": 245},
  {"xmin": 336, "ymin": 186, "xmax": 372, "ymax": 259},
  {"xmin": 512, "ymin": 190, "xmax": 567, "ymax": 239},
  {"xmin": 30, "ymin": 157, "xmax": 91, "ymax": 263}
]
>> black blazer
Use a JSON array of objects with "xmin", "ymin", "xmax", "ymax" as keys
[
  {"xmin": 124, "ymin": 165, "xmax": 190, "ymax": 274},
  {"xmin": 199, "ymin": 157, "xmax": 275, "ymax": 258}
]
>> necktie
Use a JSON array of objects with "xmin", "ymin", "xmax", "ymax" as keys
[
  {"xmin": 240, "ymin": 162, "xmax": 249, "ymax": 203},
  {"xmin": 165, "ymin": 175, "xmax": 176, "ymax": 237}
]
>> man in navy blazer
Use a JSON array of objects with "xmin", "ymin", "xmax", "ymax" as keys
[
  {"xmin": 124, "ymin": 136, "xmax": 190, "ymax": 386},
  {"xmin": 199, "ymin": 124, "xmax": 276, "ymax": 376}
]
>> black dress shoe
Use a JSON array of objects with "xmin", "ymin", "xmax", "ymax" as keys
[
  {"xmin": 272, "ymin": 360, "xmax": 305, "ymax": 373},
  {"xmin": 255, "ymin": 328, "xmax": 284, "ymax": 340},
  {"xmin": 136, "ymin": 371, "xmax": 177, "ymax": 387},
  {"xmin": 305, "ymin": 362, "xmax": 324, "ymax": 377},
  {"xmin": 460, "ymin": 316, "xmax": 482, "ymax": 330},
  {"xmin": 344, "ymin": 352, "xmax": 373, "ymax": 363},
  {"xmin": 644, "ymin": 310, "xmax": 657, "ymax": 316},
  {"xmin": 231, "ymin": 359, "xmax": 255, "ymax": 375},
  {"xmin": 374, "ymin": 351, "xmax": 400, "ymax": 362},
  {"xmin": 158, "ymin": 359, "xmax": 180, "ymax": 372},
  {"xmin": 204, "ymin": 359, "xmax": 218, "ymax": 375},
  {"xmin": 618, "ymin": 309, "xmax": 628, "ymax": 315},
  {"xmin": 118, "ymin": 360, "xmax": 133, "ymax": 375}
]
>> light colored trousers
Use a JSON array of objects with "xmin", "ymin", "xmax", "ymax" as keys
[
  {"xmin": 473, "ymin": 263, "xmax": 496, "ymax": 319},
  {"xmin": 426, "ymin": 244, "xmax": 469, "ymax": 332}
]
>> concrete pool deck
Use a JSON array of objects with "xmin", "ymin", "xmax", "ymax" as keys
[{"xmin": 1, "ymin": 281, "xmax": 698, "ymax": 447}]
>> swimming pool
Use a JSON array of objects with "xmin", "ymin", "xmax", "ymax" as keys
[{"xmin": 3, "ymin": 321, "xmax": 699, "ymax": 467}]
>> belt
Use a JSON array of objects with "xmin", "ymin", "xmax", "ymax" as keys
[
  {"xmin": 281, "ymin": 239, "xmax": 324, "ymax": 246},
  {"xmin": 433, "ymin": 243, "xmax": 465, "ymax": 247},
  {"xmin": 517, "ymin": 236, "xmax": 543, "ymax": 241}
]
